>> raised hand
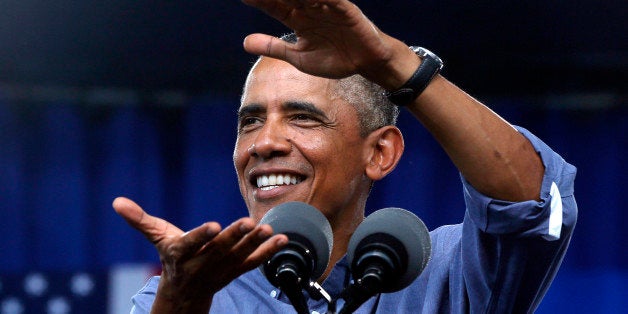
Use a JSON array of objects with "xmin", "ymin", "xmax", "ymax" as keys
[
  {"xmin": 241, "ymin": 0, "xmax": 418, "ymax": 88},
  {"xmin": 112, "ymin": 197, "xmax": 287, "ymax": 312}
]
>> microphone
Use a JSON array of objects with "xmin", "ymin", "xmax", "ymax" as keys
[
  {"xmin": 340, "ymin": 207, "xmax": 431, "ymax": 314},
  {"xmin": 259, "ymin": 202, "xmax": 333, "ymax": 314}
]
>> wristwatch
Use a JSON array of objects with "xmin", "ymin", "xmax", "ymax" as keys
[{"xmin": 385, "ymin": 47, "xmax": 443, "ymax": 106}]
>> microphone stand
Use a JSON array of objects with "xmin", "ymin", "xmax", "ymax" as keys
[
  {"xmin": 267, "ymin": 244, "xmax": 334, "ymax": 314},
  {"xmin": 277, "ymin": 274, "xmax": 335, "ymax": 314},
  {"xmin": 275, "ymin": 263, "xmax": 310, "ymax": 314},
  {"xmin": 276, "ymin": 260, "xmax": 387, "ymax": 314},
  {"xmin": 336, "ymin": 275, "xmax": 380, "ymax": 314},
  {"xmin": 337, "ymin": 253, "xmax": 393, "ymax": 314}
]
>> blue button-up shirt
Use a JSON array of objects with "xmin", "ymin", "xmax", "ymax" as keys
[{"xmin": 130, "ymin": 127, "xmax": 578, "ymax": 313}]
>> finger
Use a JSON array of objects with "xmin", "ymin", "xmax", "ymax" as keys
[
  {"xmin": 177, "ymin": 221, "xmax": 223, "ymax": 261},
  {"xmin": 202, "ymin": 217, "xmax": 259, "ymax": 257},
  {"xmin": 243, "ymin": 33, "xmax": 293, "ymax": 61},
  {"xmin": 216, "ymin": 222, "xmax": 290, "ymax": 274},
  {"xmin": 283, "ymin": 0, "xmax": 313, "ymax": 9},
  {"xmin": 294, "ymin": 0, "xmax": 337, "ymax": 10},
  {"xmin": 112, "ymin": 196, "xmax": 183, "ymax": 243},
  {"xmin": 221, "ymin": 223, "xmax": 276, "ymax": 265},
  {"xmin": 240, "ymin": 233, "xmax": 289, "ymax": 272}
]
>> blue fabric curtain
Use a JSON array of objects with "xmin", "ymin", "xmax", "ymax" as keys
[{"xmin": 0, "ymin": 96, "xmax": 626, "ymax": 312}]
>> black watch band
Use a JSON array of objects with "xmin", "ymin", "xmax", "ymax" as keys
[{"xmin": 385, "ymin": 47, "xmax": 444, "ymax": 106}]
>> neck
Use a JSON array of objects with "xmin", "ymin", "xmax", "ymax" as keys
[{"xmin": 317, "ymin": 205, "xmax": 365, "ymax": 283}]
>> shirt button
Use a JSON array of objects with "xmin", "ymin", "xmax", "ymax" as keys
[{"xmin": 270, "ymin": 290, "xmax": 277, "ymax": 298}]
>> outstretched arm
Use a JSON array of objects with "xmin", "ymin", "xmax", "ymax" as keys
[
  {"xmin": 242, "ymin": 0, "xmax": 543, "ymax": 201},
  {"xmin": 112, "ymin": 197, "xmax": 287, "ymax": 313}
]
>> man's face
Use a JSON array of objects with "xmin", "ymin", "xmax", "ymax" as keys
[{"xmin": 234, "ymin": 58, "xmax": 372, "ymax": 224}]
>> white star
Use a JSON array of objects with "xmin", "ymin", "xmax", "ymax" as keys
[
  {"xmin": 23, "ymin": 273, "xmax": 48, "ymax": 297},
  {"xmin": 47, "ymin": 296, "xmax": 70, "ymax": 314},
  {"xmin": 70, "ymin": 273, "xmax": 94, "ymax": 297},
  {"xmin": 1, "ymin": 297, "xmax": 24, "ymax": 314}
]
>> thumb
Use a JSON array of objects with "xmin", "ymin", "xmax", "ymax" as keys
[
  {"xmin": 112, "ymin": 196, "xmax": 183, "ymax": 244},
  {"xmin": 243, "ymin": 33, "xmax": 292, "ymax": 61}
]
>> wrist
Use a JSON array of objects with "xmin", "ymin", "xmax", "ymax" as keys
[
  {"xmin": 152, "ymin": 291, "xmax": 213, "ymax": 314},
  {"xmin": 359, "ymin": 36, "xmax": 421, "ymax": 91},
  {"xmin": 151, "ymin": 277, "xmax": 214, "ymax": 313},
  {"xmin": 385, "ymin": 46, "xmax": 444, "ymax": 106}
]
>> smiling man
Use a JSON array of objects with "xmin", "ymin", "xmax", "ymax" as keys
[
  {"xmin": 234, "ymin": 55, "xmax": 406, "ymax": 283},
  {"xmin": 114, "ymin": 1, "xmax": 577, "ymax": 313}
]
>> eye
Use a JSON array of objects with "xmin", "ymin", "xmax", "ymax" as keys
[
  {"xmin": 291, "ymin": 113, "xmax": 323, "ymax": 124},
  {"xmin": 238, "ymin": 116, "xmax": 263, "ymax": 131},
  {"xmin": 241, "ymin": 117, "xmax": 259, "ymax": 125},
  {"xmin": 289, "ymin": 112, "xmax": 331, "ymax": 129},
  {"xmin": 294, "ymin": 114, "xmax": 314, "ymax": 121}
]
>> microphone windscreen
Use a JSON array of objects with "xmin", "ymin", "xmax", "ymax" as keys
[
  {"xmin": 259, "ymin": 201, "xmax": 333, "ymax": 280},
  {"xmin": 347, "ymin": 207, "xmax": 431, "ymax": 292}
]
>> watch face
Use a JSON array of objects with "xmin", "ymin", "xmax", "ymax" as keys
[
  {"xmin": 410, "ymin": 46, "xmax": 429, "ymax": 58},
  {"xmin": 411, "ymin": 47, "xmax": 443, "ymax": 66}
]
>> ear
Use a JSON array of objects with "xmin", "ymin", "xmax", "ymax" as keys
[{"xmin": 364, "ymin": 126, "xmax": 404, "ymax": 181}]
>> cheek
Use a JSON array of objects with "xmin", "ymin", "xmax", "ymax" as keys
[
  {"xmin": 232, "ymin": 147, "xmax": 242, "ymax": 168},
  {"xmin": 233, "ymin": 138, "xmax": 248, "ymax": 169},
  {"xmin": 296, "ymin": 135, "xmax": 325, "ymax": 152},
  {"xmin": 233, "ymin": 141, "xmax": 251, "ymax": 193},
  {"xmin": 304, "ymin": 138, "xmax": 364, "ymax": 181}
]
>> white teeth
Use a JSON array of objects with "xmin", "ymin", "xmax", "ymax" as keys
[{"xmin": 256, "ymin": 174, "xmax": 302, "ymax": 188}]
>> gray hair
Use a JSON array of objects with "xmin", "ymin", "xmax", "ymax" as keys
[
  {"xmin": 244, "ymin": 33, "xmax": 399, "ymax": 137},
  {"xmin": 333, "ymin": 73, "xmax": 399, "ymax": 137}
]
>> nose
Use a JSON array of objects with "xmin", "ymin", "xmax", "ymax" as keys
[{"xmin": 248, "ymin": 119, "xmax": 291, "ymax": 159}]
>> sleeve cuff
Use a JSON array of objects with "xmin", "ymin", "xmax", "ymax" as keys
[{"xmin": 462, "ymin": 126, "xmax": 577, "ymax": 240}]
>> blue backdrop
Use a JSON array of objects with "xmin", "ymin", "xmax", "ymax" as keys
[{"xmin": 0, "ymin": 95, "xmax": 626, "ymax": 312}]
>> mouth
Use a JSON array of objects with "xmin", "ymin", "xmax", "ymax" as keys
[{"xmin": 253, "ymin": 173, "xmax": 304, "ymax": 191}]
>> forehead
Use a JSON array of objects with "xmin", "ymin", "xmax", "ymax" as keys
[{"xmin": 241, "ymin": 58, "xmax": 338, "ymax": 108}]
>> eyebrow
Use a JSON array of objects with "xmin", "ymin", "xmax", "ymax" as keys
[
  {"xmin": 237, "ymin": 101, "xmax": 328, "ymax": 119},
  {"xmin": 282, "ymin": 101, "xmax": 327, "ymax": 118},
  {"xmin": 237, "ymin": 104, "xmax": 264, "ymax": 119}
]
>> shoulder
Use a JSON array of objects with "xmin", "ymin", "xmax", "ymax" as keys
[
  {"xmin": 430, "ymin": 224, "xmax": 462, "ymax": 249},
  {"xmin": 426, "ymin": 224, "xmax": 464, "ymax": 269}
]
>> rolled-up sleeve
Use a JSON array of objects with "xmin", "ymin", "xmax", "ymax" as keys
[
  {"xmin": 463, "ymin": 126, "xmax": 577, "ymax": 239},
  {"xmin": 460, "ymin": 126, "xmax": 578, "ymax": 312}
]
